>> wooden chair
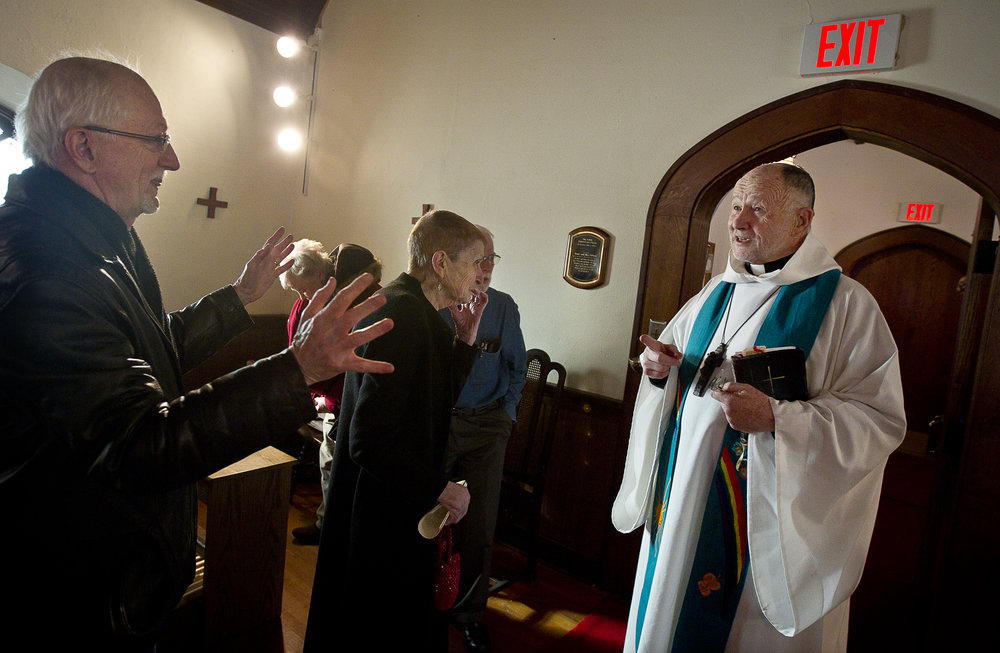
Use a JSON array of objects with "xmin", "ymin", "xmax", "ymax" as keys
[{"xmin": 491, "ymin": 348, "xmax": 566, "ymax": 592}]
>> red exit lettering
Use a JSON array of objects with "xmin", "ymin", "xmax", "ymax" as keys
[
  {"xmin": 817, "ymin": 18, "xmax": 886, "ymax": 68},
  {"xmin": 905, "ymin": 203, "xmax": 935, "ymax": 222}
]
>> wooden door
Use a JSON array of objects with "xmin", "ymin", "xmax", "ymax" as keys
[{"xmin": 834, "ymin": 225, "xmax": 970, "ymax": 651}]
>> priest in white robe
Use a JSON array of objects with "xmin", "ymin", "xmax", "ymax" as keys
[{"xmin": 613, "ymin": 163, "xmax": 906, "ymax": 652}]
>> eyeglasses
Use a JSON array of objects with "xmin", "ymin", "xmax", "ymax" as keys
[
  {"xmin": 475, "ymin": 253, "xmax": 501, "ymax": 267},
  {"xmin": 476, "ymin": 338, "xmax": 501, "ymax": 357},
  {"xmin": 84, "ymin": 125, "xmax": 171, "ymax": 152}
]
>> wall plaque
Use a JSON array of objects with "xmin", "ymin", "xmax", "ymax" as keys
[{"xmin": 563, "ymin": 226, "xmax": 610, "ymax": 289}]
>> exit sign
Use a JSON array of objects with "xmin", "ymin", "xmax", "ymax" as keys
[
  {"xmin": 897, "ymin": 202, "xmax": 942, "ymax": 224},
  {"xmin": 800, "ymin": 14, "xmax": 902, "ymax": 77}
]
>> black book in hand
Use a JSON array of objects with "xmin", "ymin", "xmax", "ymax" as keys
[{"xmin": 731, "ymin": 346, "xmax": 808, "ymax": 401}]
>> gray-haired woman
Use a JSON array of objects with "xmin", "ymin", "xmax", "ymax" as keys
[{"xmin": 305, "ymin": 210, "xmax": 489, "ymax": 652}]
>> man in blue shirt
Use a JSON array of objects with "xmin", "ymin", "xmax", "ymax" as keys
[{"xmin": 441, "ymin": 226, "xmax": 527, "ymax": 653}]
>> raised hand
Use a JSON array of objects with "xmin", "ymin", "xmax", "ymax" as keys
[
  {"xmin": 232, "ymin": 227, "xmax": 295, "ymax": 305},
  {"xmin": 449, "ymin": 288, "xmax": 489, "ymax": 345},
  {"xmin": 291, "ymin": 273, "xmax": 395, "ymax": 384}
]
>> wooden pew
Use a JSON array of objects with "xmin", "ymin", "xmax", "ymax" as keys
[
  {"xmin": 162, "ymin": 446, "xmax": 296, "ymax": 652},
  {"xmin": 160, "ymin": 314, "xmax": 302, "ymax": 650}
]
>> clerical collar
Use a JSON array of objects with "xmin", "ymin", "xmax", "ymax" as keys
[{"xmin": 745, "ymin": 253, "xmax": 793, "ymax": 276}]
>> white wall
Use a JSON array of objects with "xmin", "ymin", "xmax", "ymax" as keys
[
  {"xmin": 297, "ymin": 0, "xmax": 1000, "ymax": 398},
  {"xmin": 0, "ymin": 61, "xmax": 29, "ymax": 109},
  {"xmin": 0, "ymin": 62, "xmax": 32, "ymax": 199},
  {"xmin": 2, "ymin": 0, "xmax": 998, "ymax": 399}
]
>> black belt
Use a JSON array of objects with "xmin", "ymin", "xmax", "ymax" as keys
[{"xmin": 452, "ymin": 399, "xmax": 503, "ymax": 416}]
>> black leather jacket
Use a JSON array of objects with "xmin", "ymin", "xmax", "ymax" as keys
[{"xmin": 0, "ymin": 166, "xmax": 315, "ymax": 649}]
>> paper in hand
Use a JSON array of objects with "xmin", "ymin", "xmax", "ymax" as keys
[{"xmin": 417, "ymin": 480, "xmax": 467, "ymax": 539}]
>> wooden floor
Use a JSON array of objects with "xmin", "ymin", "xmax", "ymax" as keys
[{"xmin": 268, "ymin": 480, "xmax": 625, "ymax": 653}]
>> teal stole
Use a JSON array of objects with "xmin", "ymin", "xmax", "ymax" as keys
[{"xmin": 634, "ymin": 269, "xmax": 841, "ymax": 652}]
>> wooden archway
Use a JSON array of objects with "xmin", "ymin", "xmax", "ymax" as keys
[
  {"xmin": 628, "ymin": 80, "xmax": 1000, "ymax": 647},
  {"xmin": 631, "ymin": 80, "xmax": 999, "ymax": 343}
]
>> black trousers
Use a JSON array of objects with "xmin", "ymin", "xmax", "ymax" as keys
[{"xmin": 443, "ymin": 404, "xmax": 513, "ymax": 623}]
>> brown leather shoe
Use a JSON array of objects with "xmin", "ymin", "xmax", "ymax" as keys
[{"xmin": 292, "ymin": 523, "xmax": 321, "ymax": 545}]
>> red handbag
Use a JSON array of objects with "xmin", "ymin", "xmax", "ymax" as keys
[{"xmin": 433, "ymin": 525, "xmax": 461, "ymax": 611}]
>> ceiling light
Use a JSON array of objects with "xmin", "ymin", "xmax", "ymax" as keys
[
  {"xmin": 273, "ymin": 86, "xmax": 296, "ymax": 107},
  {"xmin": 276, "ymin": 36, "xmax": 301, "ymax": 58},
  {"xmin": 277, "ymin": 128, "xmax": 303, "ymax": 152}
]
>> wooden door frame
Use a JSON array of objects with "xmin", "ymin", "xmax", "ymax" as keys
[
  {"xmin": 626, "ymin": 79, "xmax": 1000, "ymax": 643},
  {"xmin": 834, "ymin": 223, "xmax": 970, "ymax": 274}
]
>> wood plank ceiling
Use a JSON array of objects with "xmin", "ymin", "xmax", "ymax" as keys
[{"xmin": 194, "ymin": 0, "xmax": 329, "ymax": 39}]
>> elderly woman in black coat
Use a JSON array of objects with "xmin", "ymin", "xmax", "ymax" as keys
[{"xmin": 304, "ymin": 210, "xmax": 489, "ymax": 652}]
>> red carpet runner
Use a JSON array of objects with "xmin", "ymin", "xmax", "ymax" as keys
[{"xmin": 552, "ymin": 598, "xmax": 627, "ymax": 652}]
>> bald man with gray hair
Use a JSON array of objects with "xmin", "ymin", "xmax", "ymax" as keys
[
  {"xmin": 0, "ymin": 56, "xmax": 393, "ymax": 651},
  {"xmin": 614, "ymin": 163, "xmax": 905, "ymax": 652}
]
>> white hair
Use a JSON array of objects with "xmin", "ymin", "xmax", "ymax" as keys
[
  {"xmin": 280, "ymin": 239, "xmax": 334, "ymax": 292},
  {"xmin": 16, "ymin": 54, "xmax": 142, "ymax": 167}
]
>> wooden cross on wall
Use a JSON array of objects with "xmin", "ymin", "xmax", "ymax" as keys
[
  {"xmin": 411, "ymin": 203, "xmax": 434, "ymax": 225},
  {"xmin": 197, "ymin": 187, "xmax": 229, "ymax": 219}
]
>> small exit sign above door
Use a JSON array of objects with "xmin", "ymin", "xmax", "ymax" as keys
[
  {"xmin": 897, "ymin": 202, "xmax": 942, "ymax": 224},
  {"xmin": 800, "ymin": 14, "xmax": 903, "ymax": 77}
]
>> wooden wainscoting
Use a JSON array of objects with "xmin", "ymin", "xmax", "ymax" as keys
[{"xmin": 496, "ymin": 385, "xmax": 640, "ymax": 597}]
